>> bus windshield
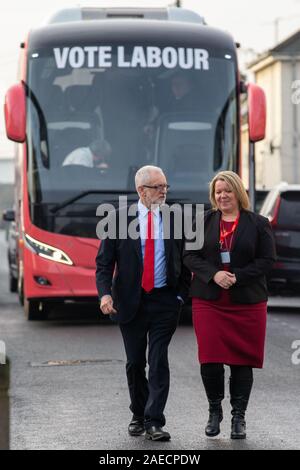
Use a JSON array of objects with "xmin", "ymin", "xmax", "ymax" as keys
[{"xmin": 26, "ymin": 43, "xmax": 238, "ymax": 236}]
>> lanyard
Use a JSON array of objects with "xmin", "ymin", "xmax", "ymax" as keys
[{"xmin": 219, "ymin": 214, "xmax": 240, "ymax": 251}]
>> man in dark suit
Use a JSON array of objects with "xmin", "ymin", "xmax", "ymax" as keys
[{"xmin": 95, "ymin": 165, "xmax": 191, "ymax": 441}]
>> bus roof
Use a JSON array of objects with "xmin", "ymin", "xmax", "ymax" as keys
[
  {"xmin": 28, "ymin": 19, "xmax": 236, "ymax": 53},
  {"xmin": 45, "ymin": 7, "xmax": 206, "ymax": 25}
]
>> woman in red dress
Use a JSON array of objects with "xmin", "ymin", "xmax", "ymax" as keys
[{"xmin": 184, "ymin": 171, "xmax": 276, "ymax": 439}]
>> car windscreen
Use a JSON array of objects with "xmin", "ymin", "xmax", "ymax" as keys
[{"xmin": 278, "ymin": 191, "xmax": 300, "ymax": 227}]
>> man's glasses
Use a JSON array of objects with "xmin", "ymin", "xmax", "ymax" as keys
[{"xmin": 143, "ymin": 184, "xmax": 170, "ymax": 191}]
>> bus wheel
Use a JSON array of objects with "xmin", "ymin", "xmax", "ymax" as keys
[
  {"xmin": 9, "ymin": 272, "xmax": 18, "ymax": 293},
  {"xmin": 17, "ymin": 268, "xmax": 24, "ymax": 306},
  {"xmin": 24, "ymin": 298, "xmax": 48, "ymax": 321}
]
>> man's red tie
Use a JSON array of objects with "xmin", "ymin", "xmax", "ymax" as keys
[{"xmin": 141, "ymin": 210, "xmax": 155, "ymax": 292}]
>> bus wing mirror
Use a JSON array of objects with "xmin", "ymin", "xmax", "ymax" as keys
[
  {"xmin": 2, "ymin": 209, "xmax": 15, "ymax": 222},
  {"xmin": 4, "ymin": 82, "xmax": 26, "ymax": 143},
  {"xmin": 247, "ymin": 83, "xmax": 266, "ymax": 142}
]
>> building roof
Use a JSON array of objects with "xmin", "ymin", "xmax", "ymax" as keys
[{"xmin": 248, "ymin": 29, "xmax": 300, "ymax": 71}]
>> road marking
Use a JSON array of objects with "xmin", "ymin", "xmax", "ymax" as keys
[{"xmin": 29, "ymin": 358, "xmax": 124, "ymax": 367}]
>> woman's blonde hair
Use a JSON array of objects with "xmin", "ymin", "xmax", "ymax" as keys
[{"xmin": 209, "ymin": 171, "xmax": 250, "ymax": 211}]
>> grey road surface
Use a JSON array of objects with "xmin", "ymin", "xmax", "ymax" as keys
[{"xmin": 0, "ymin": 230, "xmax": 299, "ymax": 450}]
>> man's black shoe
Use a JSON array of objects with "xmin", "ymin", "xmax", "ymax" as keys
[
  {"xmin": 128, "ymin": 416, "xmax": 145, "ymax": 436},
  {"xmin": 145, "ymin": 426, "xmax": 171, "ymax": 441}
]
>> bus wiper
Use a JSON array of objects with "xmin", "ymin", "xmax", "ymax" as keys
[{"xmin": 50, "ymin": 190, "xmax": 137, "ymax": 214}]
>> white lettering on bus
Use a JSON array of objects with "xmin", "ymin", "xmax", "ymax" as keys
[
  {"xmin": 178, "ymin": 47, "xmax": 194, "ymax": 69},
  {"xmin": 194, "ymin": 48, "xmax": 209, "ymax": 70},
  {"xmin": 98, "ymin": 46, "xmax": 112, "ymax": 67},
  {"xmin": 84, "ymin": 46, "xmax": 98, "ymax": 67},
  {"xmin": 54, "ymin": 47, "xmax": 70, "ymax": 69},
  {"xmin": 146, "ymin": 47, "xmax": 161, "ymax": 68},
  {"xmin": 162, "ymin": 47, "xmax": 178, "ymax": 69},
  {"xmin": 69, "ymin": 47, "xmax": 85, "ymax": 68},
  {"xmin": 117, "ymin": 46, "xmax": 131, "ymax": 68},
  {"xmin": 131, "ymin": 46, "xmax": 147, "ymax": 68},
  {"xmin": 53, "ymin": 46, "xmax": 210, "ymax": 70}
]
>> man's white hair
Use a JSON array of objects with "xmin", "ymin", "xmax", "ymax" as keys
[{"xmin": 135, "ymin": 165, "xmax": 165, "ymax": 190}]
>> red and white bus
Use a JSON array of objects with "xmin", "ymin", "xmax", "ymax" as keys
[{"xmin": 3, "ymin": 7, "xmax": 266, "ymax": 319}]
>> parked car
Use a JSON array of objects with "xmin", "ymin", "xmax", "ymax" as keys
[{"xmin": 260, "ymin": 182, "xmax": 300, "ymax": 294}]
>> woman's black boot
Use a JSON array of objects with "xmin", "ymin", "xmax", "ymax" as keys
[
  {"xmin": 201, "ymin": 371, "xmax": 224, "ymax": 437},
  {"xmin": 230, "ymin": 376, "xmax": 253, "ymax": 439}
]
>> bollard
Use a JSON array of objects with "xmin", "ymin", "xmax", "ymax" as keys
[{"xmin": 0, "ymin": 356, "xmax": 10, "ymax": 450}]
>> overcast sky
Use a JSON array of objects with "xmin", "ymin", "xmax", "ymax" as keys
[{"xmin": 2, "ymin": 0, "xmax": 300, "ymax": 157}]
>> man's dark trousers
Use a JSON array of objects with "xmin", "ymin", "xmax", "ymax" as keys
[{"xmin": 119, "ymin": 286, "xmax": 181, "ymax": 429}]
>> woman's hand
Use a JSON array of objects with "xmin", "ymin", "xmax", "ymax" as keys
[{"xmin": 213, "ymin": 271, "xmax": 236, "ymax": 289}]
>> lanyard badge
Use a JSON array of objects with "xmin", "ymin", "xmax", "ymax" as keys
[
  {"xmin": 219, "ymin": 214, "xmax": 240, "ymax": 259},
  {"xmin": 221, "ymin": 251, "xmax": 231, "ymax": 263}
]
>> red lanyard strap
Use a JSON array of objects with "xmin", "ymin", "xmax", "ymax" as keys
[{"xmin": 219, "ymin": 214, "xmax": 240, "ymax": 250}]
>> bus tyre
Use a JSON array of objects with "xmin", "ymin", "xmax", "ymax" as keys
[
  {"xmin": 24, "ymin": 298, "xmax": 48, "ymax": 321},
  {"xmin": 18, "ymin": 273, "xmax": 24, "ymax": 306},
  {"xmin": 9, "ymin": 272, "xmax": 18, "ymax": 293}
]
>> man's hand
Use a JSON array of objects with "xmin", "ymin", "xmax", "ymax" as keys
[
  {"xmin": 213, "ymin": 271, "xmax": 236, "ymax": 289},
  {"xmin": 100, "ymin": 295, "xmax": 117, "ymax": 315}
]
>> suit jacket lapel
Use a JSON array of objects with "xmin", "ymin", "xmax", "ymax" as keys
[
  {"xmin": 211, "ymin": 210, "xmax": 221, "ymax": 247},
  {"xmin": 161, "ymin": 206, "xmax": 172, "ymax": 265},
  {"xmin": 127, "ymin": 210, "xmax": 142, "ymax": 264},
  {"xmin": 163, "ymin": 233, "xmax": 172, "ymax": 265}
]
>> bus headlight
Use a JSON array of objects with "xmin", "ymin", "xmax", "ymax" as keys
[{"xmin": 24, "ymin": 233, "xmax": 73, "ymax": 266}]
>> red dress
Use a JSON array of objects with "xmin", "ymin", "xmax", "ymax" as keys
[{"xmin": 192, "ymin": 220, "xmax": 267, "ymax": 368}]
